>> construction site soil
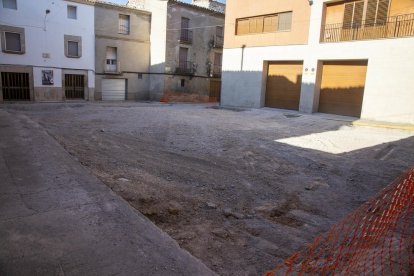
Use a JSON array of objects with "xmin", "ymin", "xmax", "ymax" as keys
[{"xmin": 3, "ymin": 102, "xmax": 414, "ymax": 276}]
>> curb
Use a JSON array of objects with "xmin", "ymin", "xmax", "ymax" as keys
[{"xmin": 352, "ymin": 121, "xmax": 414, "ymax": 131}]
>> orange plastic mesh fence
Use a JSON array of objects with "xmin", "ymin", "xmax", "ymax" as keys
[{"xmin": 265, "ymin": 167, "xmax": 414, "ymax": 276}]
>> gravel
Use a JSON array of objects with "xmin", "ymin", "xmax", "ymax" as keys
[{"xmin": 3, "ymin": 102, "xmax": 413, "ymax": 276}]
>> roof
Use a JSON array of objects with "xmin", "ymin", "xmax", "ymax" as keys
[
  {"xmin": 64, "ymin": 0, "xmax": 151, "ymax": 15},
  {"xmin": 169, "ymin": 0, "xmax": 225, "ymax": 16}
]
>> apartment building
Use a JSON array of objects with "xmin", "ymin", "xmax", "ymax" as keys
[
  {"xmin": 221, "ymin": 0, "xmax": 414, "ymax": 124},
  {"xmin": 128, "ymin": 0, "xmax": 225, "ymax": 102},
  {"xmin": 0, "ymin": 0, "xmax": 95, "ymax": 102},
  {"xmin": 94, "ymin": 2, "xmax": 151, "ymax": 101}
]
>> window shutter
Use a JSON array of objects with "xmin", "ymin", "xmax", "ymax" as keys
[
  {"xmin": 377, "ymin": 0, "xmax": 390, "ymax": 24},
  {"xmin": 5, "ymin": 32, "xmax": 21, "ymax": 52},
  {"xmin": 263, "ymin": 15, "xmax": 277, "ymax": 32},
  {"xmin": 236, "ymin": 19, "xmax": 249, "ymax": 35},
  {"xmin": 278, "ymin": 12, "xmax": 292, "ymax": 31},
  {"xmin": 343, "ymin": 3, "xmax": 354, "ymax": 28},
  {"xmin": 256, "ymin": 17, "xmax": 264, "ymax": 33},
  {"xmin": 366, "ymin": 0, "xmax": 390, "ymax": 25},
  {"xmin": 366, "ymin": 0, "xmax": 378, "ymax": 24},
  {"xmin": 343, "ymin": 1, "xmax": 364, "ymax": 28},
  {"xmin": 119, "ymin": 15, "xmax": 130, "ymax": 34},
  {"xmin": 353, "ymin": 2, "xmax": 364, "ymax": 27}
]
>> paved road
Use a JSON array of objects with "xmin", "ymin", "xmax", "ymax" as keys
[{"xmin": 0, "ymin": 110, "xmax": 215, "ymax": 276}]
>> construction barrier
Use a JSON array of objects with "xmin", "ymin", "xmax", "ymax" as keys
[{"xmin": 265, "ymin": 167, "xmax": 414, "ymax": 275}]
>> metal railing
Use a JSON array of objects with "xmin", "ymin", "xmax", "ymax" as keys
[
  {"xmin": 1, "ymin": 72, "xmax": 30, "ymax": 101},
  {"xmin": 180, "ymin": 29, "xmax": 193, "ymax": 44},
  {"xmin": 214, "ymin": 35, "xmax": 224, "ymax": 48},
  {"xmin": 175, "ymin": 61, "xmax": 195, "ymax": 75},
  {"xmin": 322, "ymin": 13, "xmax": 414, "ymax": 43},
  {"xmin": 104, "ymin": 60, "xmax": 121, "ymax": 74},
  {"xmin": 211, "ymin": 64, "xmax": 222, "ymax": 77}
]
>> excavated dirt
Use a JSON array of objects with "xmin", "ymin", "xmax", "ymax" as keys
[{"xmin": 3, "ymin": 102, "xmax": 414, "ymax": 276}]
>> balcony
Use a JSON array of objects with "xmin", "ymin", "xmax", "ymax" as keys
[
  {"xmin": 321, "ymin": 13, "xmax": 414, "ymax": 43},
  {"xmin": 211, "ymin": 64, "xmax": 222, "ymax": 78},
  {"xmin": 175, "ymin": 61, "xmax": 195, "ymax": 75},
  {"xmin": 213, "ymin": 35, "xmax": 224, "ymax": 48},
  {"xmin": 104, "ymin": 59, "xmax": 121, "ymax": 74},
  {"xmin": 180, "ymin": 29, "xmax": 193, "ymax": 44}
]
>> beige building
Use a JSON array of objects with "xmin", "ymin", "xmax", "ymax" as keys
[
  {"xmin": 128, "ymin": 0, "xmax": 225, "ymax": 102},
  {"xmin": 94, "ymin": 2, "xmax": 151, "ymax": 101},
  {"xmin": 221, "ymin": 0, "xmax": 414, "ymax": 125}
]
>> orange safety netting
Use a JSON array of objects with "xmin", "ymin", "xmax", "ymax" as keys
[{"xmin": 265, "ymin": 167, "xmax": 414, "ymax": 276}]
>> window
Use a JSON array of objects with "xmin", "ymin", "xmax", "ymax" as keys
[
  {"xmin": 67, "ymin": 41, "xmax": 78, "ymax": 57},
  {"xmin": 119, "ymin": 14, "xmax": 130, "ymax": 34},
  {"xmin": 5, "ymin": 32, "xmax": 21, "ymax": 52},
  {"xmin": 343, "ymin": 1, "xmax": 364, "ymax": 29},
  {"xmin": 3, "ymin": 0, "xmax": 17, "ymax": 10},
  {"xmin": 278, "ymin": 12, "xmax": 293, "ymax": 31},
  {"xmin": 236, "ymin": 11, "xmax": 293, "ymax": 35},
  {"xmin": 64, "ymin": 35, "xmax": 82, "ymax": 58},
  {"xmin": 366, "ymin": 0, "xmax": 390, "ymax": 25},
  {"xmin": 67, "ymin": 5, "xmax": 77, "ymax": 19},
  {"xmin": 181, "ymin": 79, "xmax": 185, "ymax": 87},
  {"xmin": 1, "ymin": 25, "xmax": 25, "ymax": 54},
  {"xmin": 105, "ymin": 47, "xmax": 118, "ymax": 72}
]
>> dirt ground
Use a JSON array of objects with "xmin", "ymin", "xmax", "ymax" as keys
[{"xmin": 3, "ymin": 102, "xmax": 414, "ymax": 276}]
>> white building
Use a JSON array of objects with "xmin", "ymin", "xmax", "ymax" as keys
[
  {"xmin": 0, "ymin": 0, "xmax": 95, "ymax": 102},
  {"xmin": 221, "ymin": 0, "xmax": 414, "ymax": 125}
]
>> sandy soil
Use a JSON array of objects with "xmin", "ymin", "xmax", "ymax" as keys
[{"xmin": 3, "ymin": 102, "xmax": 414, "ymax": 276}]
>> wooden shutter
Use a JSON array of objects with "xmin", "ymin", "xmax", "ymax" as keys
[
  {"xmin": 353, "ymin": 2, "xmax": 364, "ymax": 26},
  {"xmin": 343, "ymin": 3, "xmax": 354, "ymax": 28},
  {"xmin": 377, "ymin": 0, "xmax": 390, "ymax": 24},
  {"xmin": 278, "ymin": 12, "xmax": 293, "ymax": 31},
  {"xmin": 263, "ymin": 15, "xmax": 278, "ymax": 32},
  {"xmin": 236, "ymin": 19, "xmax": 249, "ymax": 35},
  {"xmin": 366, "ymin": 0, "xmax": 390, "ymax": 25},
  {"xmin": 343, "ymin": 1, "xmax": 364, "ymax": 28}
]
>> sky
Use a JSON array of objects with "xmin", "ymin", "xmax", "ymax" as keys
[{"xmin": 107, "ymin": 0, "xmax": 225, "ymax": 4}]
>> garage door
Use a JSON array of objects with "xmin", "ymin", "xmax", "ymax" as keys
[
  {"xmin": 318, "ymin": 60, "xmax": 367, "ymax": 117},
  {"xmin": 265, "ymin": 61, "xmax": 303, "ymax": 110},
  {"xmin": 102, "ymin": 79, "xmax": 125, "ymax": 101}
]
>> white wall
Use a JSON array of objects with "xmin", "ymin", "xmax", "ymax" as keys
[
  {"xmin": 0, "ymin": 0, "xmax": 95, "ymax": 88},
  {"xmin": 221, "ymin": 0, "xmax": 414, "ymax": 125},
  {"xmin": 128, "ymin": 0, "xmax": 168, "ymax": 98}
]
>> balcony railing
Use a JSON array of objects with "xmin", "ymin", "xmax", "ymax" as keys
[
  {"xmin": 213, "ymin": 35, "xmax": 224, "ymax": 48},
  {"xmin": 321, "ymin": 13, "xmax": 414, "ymax": 43},
  {"xmin": 180, "ymin": 29, "xmax": 193, "ymax": 44},
  {"xmin": 175, "ymin": 61, "xmax": 195, "ymax": 75},
  {"xmin": 211, "ymin": 64, "xmax": 222, "ymax": 78},
  {"xmin": 104, "ymin": 60, "xmax": 121, "ymax": 74}
]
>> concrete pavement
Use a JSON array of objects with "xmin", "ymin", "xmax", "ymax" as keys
[{"xmin": 0, "ymin": 109, "xmax": 215, "ymax": 276}]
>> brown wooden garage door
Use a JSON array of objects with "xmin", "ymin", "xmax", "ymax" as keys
[
  {"xmin": 318, "ymin": 60, "xmax": 368, "ymax": 117},
  {"xmin": 265, "ymin": 61, "xmax": 303, "ymax": 110}
]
